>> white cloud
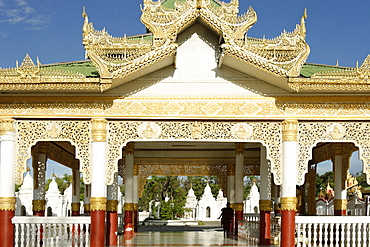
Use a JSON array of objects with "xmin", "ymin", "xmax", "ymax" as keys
[{"xmin": 0, "ymin": 0, "xmax": 49, "ymax": 30}]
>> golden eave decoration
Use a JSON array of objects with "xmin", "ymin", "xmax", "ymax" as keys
[
  {"xmin": 0, "ymin": 54, "xmax": 108, "ymax": 92},
  {"xmin": 288, "ymin": 55, "xmax": 370, "ymax": 92},
  {"xmin": 82, "ymin": 0, "xmax": 310, "ymax": 80}
]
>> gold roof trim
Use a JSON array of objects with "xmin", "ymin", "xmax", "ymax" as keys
[
  {"xmin": 289, "ymin": 55, "xmax": 370, "ymax": 91},
  {"xmin": 0, "ymin": 54, "xmax": 110, "ymax": 91},
  {"xmin": 82, "ymin": 0, "xmax": 310, "ymax": 80}
]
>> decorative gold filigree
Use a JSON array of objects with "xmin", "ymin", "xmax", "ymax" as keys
[
  {"xmin": 15, "ymin": 120, "xmax": 91, "ymax": 185},
  {"xmin": 297, "ymin": 122, "xmax": 370, "ymax": 185},
  {"xmin": 235, "ymin": 142, "xmax": 245, "ymax": 155},
  {"xmin": 71, "ymin": 203, "xmax": 80, "ymax": 212},
  {"xmin": 138, "ymin": 122, "xmax": 161, "ymax": 139},
  {"xmin": 231, "ymin": 123, "xmax": 252, "ymax": 139},
  {"xmin": 0, "ymin": 197, "xmax": 16, "ymax": 211},
  {"xmin": 282, "ymin": 119, "xmax": 298, "ymax": 142},
  {"xmin": 91, "ymin": 118, "xmax": 107, "ymax": 142},
  {"xmin": 328, "ymin": 123, "xmax": 345, "ymax": 140},
  {"xmin": 124, "ymin": 203, "xmax": 134, "ymax": 211},
  {"xmin": 107, "ymin": 121, "xmax": 282, "ymax": 185},
  {"xmin": 32, "ymin": 199, "xmax": 46, "ymax": 212},
  {"xmin": 280, "ymin": 197, "xmax": 297, "ymax": 211},
  {"xmin": 234, "ymin": 203, "xmax": 244, "ymax": 211},
  {"xmin": 107, "ymin": 200, "xmax": 118, "ymax": 212},
  {"xmin": 259, "ymin": 200, "xmax": 273, "ymax": 212},
  {"xmin": 0, "ymin": 117, "xmax": 15, "ymax": 135},
  {"xmin": 334, "ymin": 199, "xmax": 347, "ymax": 211},
  {"xmin": 90, "ymin": 197, "xmax": 107, "ymax": 211}
]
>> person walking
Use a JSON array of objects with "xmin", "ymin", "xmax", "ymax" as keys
[{"xmin": 218, "ymin": 202, "xmax": 234, "ymax": 237}]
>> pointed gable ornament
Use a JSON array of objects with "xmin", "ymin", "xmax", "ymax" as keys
[{"xmin": 16, "ymin": 54, "xmax": 40, "ymax": 79}]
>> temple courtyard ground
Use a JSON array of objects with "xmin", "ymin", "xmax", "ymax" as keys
[{"xmin": 117, "ymin": 222, "xmax": 278, "ymax": 247}]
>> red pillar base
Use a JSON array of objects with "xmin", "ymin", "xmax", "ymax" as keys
[
  {"xmin": 134, "ymin": 209, "xmax": 138, "ymax": 232},
  {"xmin": 91, "ymin": 210, "xmax": 106, "ymax": 247},
  {"xmin": 124, "ymin": 209, "xmax": 134, "ymax": 236},
  {"xmin": 0, "ymin": 210, "xmax": 15, "ymax": 247},
  {"xmin": 334, "ymin": 209, "xmax": 347, "ymax": 216},
  {"xmin": 234, "ymin": 210, "xmax": 243, "ymax": 236},
  {"xmin": 280, "ymin": 210, "xmax": 295, "ymax": 247},
  {"xmin": 259, "ymin": 210, "xmax": 271, "ymax": 245},
  {"xmin": 106, "ymin": 211, "xmax": 118, "ymax": 246}
]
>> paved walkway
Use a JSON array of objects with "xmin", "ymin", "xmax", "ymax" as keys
[{"xmin": 117, "ymin": 223, "xmax": 278, "ymax": 247}]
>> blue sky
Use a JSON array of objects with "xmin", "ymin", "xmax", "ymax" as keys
[{"xmin": 0, "ymin": 0, "xmax": 369, "ymax": 68}]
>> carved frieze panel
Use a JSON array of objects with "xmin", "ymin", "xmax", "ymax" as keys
[
  {"xmin": 15, "ymin": 120, "xmax": 91, "ymax": 185},
  {"xmin": 298, "ymin": 122, "xmax": 370, "ymax": 185},
  {"xmin": 107, "ymin": 121, "xmax": 282, "ymax": 185}
]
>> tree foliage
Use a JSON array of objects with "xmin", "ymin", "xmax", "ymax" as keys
[
  {"xmin": 139, "ymin": 176, "xmax": 186, "ymax": 219},
  {"xmin": 316, "ymin": 171, "xmax": 334, "ymax": 197}
]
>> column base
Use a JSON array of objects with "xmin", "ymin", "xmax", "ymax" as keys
[
  {"xmin": 234, "ymin": 203, "xmax": 243, "ymax": 236},
  {"xmin": 0, "ymin": 210, "xmax": 15, "ymax": 246},
  {"xmin": 124, "ymin": 203, "xmax": 134, "ymax": 236},
  {"xmin": 280, "ymin": 197, "xmax": 297, "ymax": 247},
  {"xmin": 71, "ymin": 203, "xmax": 80, "ymax": 216},
  {"xmin": 259, "ymin": 210, "xmax": 271, "ymax": 245},
  {"xmin": 334, "ymin": 199, "xmax": 347, "ymax": 216},
  {"xmin": 90, "ymin": 197, "xmax": 107, "ymax": 247}
]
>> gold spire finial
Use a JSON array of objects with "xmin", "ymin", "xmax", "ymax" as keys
[{"xmin": 300, "ymin": 8, "xmax": 308, "ymax": 39}]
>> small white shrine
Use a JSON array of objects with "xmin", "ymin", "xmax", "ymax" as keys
[{"xmin": 244, "ymin": 183, "xmax": 260, "ymax": 214}]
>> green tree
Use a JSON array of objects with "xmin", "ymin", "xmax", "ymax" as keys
[
  {"xmin": 316, "ymin": 171, "xmax": 334, "ymax": 198},
  {"xmin": 139, "ymin": 176, "xmax": 186, "ymax": 220}
]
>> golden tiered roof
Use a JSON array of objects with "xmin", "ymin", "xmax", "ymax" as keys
[{"xmin": 82, "ymin": 0, "xmax": 310, "ymax": 81}]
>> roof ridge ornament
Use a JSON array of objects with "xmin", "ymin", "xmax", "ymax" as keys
[{"xmin": 16, "ymin": 54, "xmax": 40, "ymax": 79}]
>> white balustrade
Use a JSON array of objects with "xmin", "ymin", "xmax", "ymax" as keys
[
  {"xmin": 12, "ymin": 216, "xmax": 91, "ymax": 247},
  {"xmin": 295, "ymin": 216, "xmax": 370, "ymax": 247},
  {"xmin": 238, "ymin": 213, "xmax": 260, "ymax": 243}
]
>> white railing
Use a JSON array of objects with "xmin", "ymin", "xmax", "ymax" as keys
[
  {"xmin": 295, "ymin": 216, "xmax": 370, "ymax": 247},
  {"xmin": 238, "ymin": 213, "xmax": 259, "ymax": 243},
  {"xmin": 12, "ymin": 216, "xmax": 91, "ymax": 247}
]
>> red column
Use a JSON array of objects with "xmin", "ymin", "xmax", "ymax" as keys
[
  {"xmin": 259, "ymin": 200, "xmax": 272, "ymax": 245},
  {"xmin": 106, "ymin": 200, "xmax": 118, "ymax": 246},
  {"xmin": 90, "ymin": 197, "xmax": 107, "ymax": 247},
  {"xmin": 280, "ymin": 197, "xmax": 297, "ymax": 247},
  {"xmin": 124, "ymin": 203, "xmax": 134, "ymax": 236},
  {"xmin": 234, "ymin": 203, "xmax": 243, "ymax": 236},
  {"xmin": 334, "ymin": 199, "xmax": 347, "ymax": 216},
  {"xmin": 0, "ymin": 197, "xmax": 16, "ymax": 247},
  {"xmin": 134, "ymin": 204, "xmax": 139, "ymax": 233}
]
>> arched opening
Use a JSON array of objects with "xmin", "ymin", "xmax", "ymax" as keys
[{"xmin": 206, "ymin": 206, "xmax": 211, "ymax": 218}]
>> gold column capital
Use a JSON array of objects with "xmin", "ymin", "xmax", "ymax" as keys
[
  {"xmin": 32, "ymin": 199, "xmax": 46, "ymax": 212},
  {"xmin": 235, "ymin": 142, "xmax": 245, "ymax": 155},
  {"xmin": 282, "ymin": 119, "xmax": 298, "ymax": 142},
  {"xmin": 0, "ymin": 117, "xmax": 15, "ymax": 135},
  {"xmin": 91, "ymin": 118, "xmax": 107, "ymax": 142},
  {"xmin": 71, "ymin": 203, "xmax": 80, "ymax": 212},
  {"xmin": 107, "ymin": 200, "xmax": 119, "ymax": 212},
  {"xmin": 227, "ymin": 164, "xmax": 235, "ymax": 176},
  {"xmin": 333, "ymin": 143, "xmax": 343, "ymax": 156},
  {"xmin": 259, "ymin": 200, "xmax": 273, "ymax": 212},
  {"xmin": 234, "ymin": 203, "xmax": 243, "ymax": 211},
  {"xmin": 90, "ymin": 197, "xmax": 107, "ymax": 211},
  {"xmin": 0, "ymin": 197, "xmax": 16, "ymax": 211},
  {"xmin": 134, "ymin": 165, "xmax": 139, "ymax": 176},
  {"xmin": 334, "ymin": 199, "xmax": 347, "ymax": 211},
  {"xmin": 125, "ymin": 142, "xmax": 135, "ymax": 155},
  {"xmin": 124, "ymin": 203, "xmax": 134, "ymax": 211},
  {"xmin": 280, "ymin": 197, "xmax": 297, "ymax": 211}
]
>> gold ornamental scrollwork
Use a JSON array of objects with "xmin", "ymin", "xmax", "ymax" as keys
[
  {"xmin": 90, "ymin": 197, "xmax": 107, "ymax": 211},
  {"xmin": 84, "ymin": 204, "xmax": 90, "ymax": 212},
  {"xmin": 235, "ymin": 142, "xmax": 245, "ymax": 155},
  {"xmin": 124, "ymin": 203, "xmax": 134, "ymax": 211},
  {"xmin": 91, "ymin": 118, "xmax": 107, "ymax": 142},
  {"xmin": 259, "ymin": 200, "xmax": 273, "ymax": 212},
  {"xmin": 71, "ymin": 203, "xmax": 80, "ymax": 212},
  {"xmin": 107, "ymin": 200, "xmax": 119, "ymax": 212},
  {"xmin": 0, "ymin": 197, "xmax": 16, "ymax": 211},
  {"xmin": 125, "ymin": 143, "xmax": 135, "ymax": 155},
  {"xmin": 282, "ymin": 119, "xmax": 298, "ymax": 142},
  {"xmin": 0, "ymin": 117, "xmax": 15, "ymax": 135},
  {"xmin": 231, "ymin": 123, "xmax": 253, "ymax": 140},
  {"xmin": 138, "ymin": 122, "xmax": 161, "ymax": 139},
  {"xmin": 32, "ymin": 199, "xmax": 46, "ymax": 212},
  {"xmin": 334, "ymin": 199, "xmax": 347, "ymax": 211},
  {"xmin": 280, "ymin": 197, "xmax": 297, "ymax": 211},
  {"xmin": 234, "ymin": 203, "xmax": 244, "ymax": 211}
]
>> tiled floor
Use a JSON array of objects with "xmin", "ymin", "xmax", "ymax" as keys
[{"xmin": 118, "ymin": 231, "xmax": 278, "ymax": 246}]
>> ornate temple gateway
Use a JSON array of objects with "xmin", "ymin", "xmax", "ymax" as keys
[{"xmin": 0, "ymin": 0, "xmax": 369, "ymax": 246}]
